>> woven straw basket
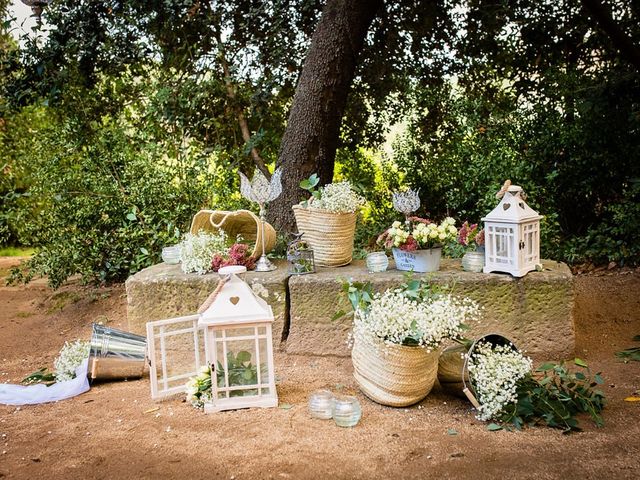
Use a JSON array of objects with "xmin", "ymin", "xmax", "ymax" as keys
[
  {"xmin": 437, "ymin": 343, "xmax": 469, "ymax": 399},
  {"xmin": 189, "ymin": 209, "xmax": 276, "ymax": 258},
  {"xmin": 351, "ymin": 333, "xmax": 439, "ymax": 407},
  {"xmin": 292, "ymin": 205, "xmax": 357, "ymax": 267}
]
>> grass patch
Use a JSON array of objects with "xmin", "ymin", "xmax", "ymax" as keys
[
  {"xmin": 46, "ymin": 291, "xmax": 83, "ymax": 313},
  {"xmin": 0, "ymin": 246, "xmax": 35, "ymax": 257}
]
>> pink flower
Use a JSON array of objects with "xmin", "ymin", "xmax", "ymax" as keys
[
  {"xmin": 400, "ymin": 236, "xmax": 419, "ymax": 252},
  {"xmin": 211, "ymin": 243, "xmax": 256, "ymax": 271}
]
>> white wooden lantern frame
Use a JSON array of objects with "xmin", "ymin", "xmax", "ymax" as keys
[
  {"xmin": 146, "ymin": 267, "xmax": 278, "ymax": 413},
  {"xmin": 482, "ymin": 185, "xmax": 543, "ymax": 277}
]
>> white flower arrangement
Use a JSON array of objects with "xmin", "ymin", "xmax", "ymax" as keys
[
  {"xmin": 180, "ymin": 230, "xmax": 228, "ymax": 275},
  {"xmin": 307, "ymin": 181, "xmax": 365, "ymax": 214},
  {"xmin": 352, "ymin": 286, "xmax": 480, "ymax": 351},
  {"xmin": 467, "ymin": 341, "xmax": 533, "ymax": 421},
  {"xmin": 185, "ymin": 365, "xmax": 212, "ymax": 408},
  {"xmin": 378, "ymin": 217, "xmax": 458, "ymax": 251},
  {"xmin": 54, "ymin": 340, "xmax": 91, "ymax": 382}
]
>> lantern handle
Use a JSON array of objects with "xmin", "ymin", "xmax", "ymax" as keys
[
  {"xmin": 197, "ymin": 275, "xmax": 231, "ymax": 314},
  {"xmin": 496, "ymin": 180, "xmax": 511, "ymax": 199}
]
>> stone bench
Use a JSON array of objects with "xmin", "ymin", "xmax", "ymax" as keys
[{"xmin": 125, "ymin": 259, "xmax": 575, "ymax": 360}]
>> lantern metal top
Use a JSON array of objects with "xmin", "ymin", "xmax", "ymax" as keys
[
  {"xmin": 199, "ymin": 268, "xmax": 273, "ymax": 326},
  {"xmin": 482, "ymin": 185, "xmax": 543, "ymax": 223}
]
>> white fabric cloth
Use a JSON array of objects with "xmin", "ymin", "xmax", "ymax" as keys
[{"xmin": 0, "ymin": 359, "xmax": 90, "ymax": 405}]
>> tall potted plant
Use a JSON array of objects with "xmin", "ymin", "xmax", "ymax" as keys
[
  {"xmin": 457, "ymin": 221, "xmax": 485, "ymax": 272},
  {"xmin": 292, "ymin": 174, "xmax": 365, "ymax": 267},
  {"xmin": 342, "ymin": 277, "xmax": 480, "ymax": 407}
]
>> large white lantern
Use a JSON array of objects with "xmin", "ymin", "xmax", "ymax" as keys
[
  {"xmin": 145, "ymin": 266, "xmax": 278, "ymax": 413},
  {"xmin": 198, "ymin": 266, "xmax": 278, "ymax": 413},
  {"xmin": 482, "ymin": 185, "xmax": 543, "ymax": 277}
]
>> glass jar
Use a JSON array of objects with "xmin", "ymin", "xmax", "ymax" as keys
[
  {"xmin": 366, "ymin": 252, "xmax": 389, "ymax": 273},
  {"xmin": 308, "ymin": 390, "xmax": 335, "ymax": 420},
  {"xmin": 288, "ymin": 250, "xmax": 316, "ymax": 275},
  {"xmin": 332, "ymin": 395, "xmax": 362, "ymax": 427},
  {"xmin": 462, "ymin": 250, "xmax": 485, "ymax": 273},
  {"xmin": 161, "ymin": 245, "xmax": 181, "ymax": 265}
]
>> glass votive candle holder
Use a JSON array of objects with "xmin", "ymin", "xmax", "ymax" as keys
[
  {"xmin": 308, "ymin": 390, "xmax": 335, "ymax": 420},
  {"xmin": 366, "ymin": 251, "xmax": 389, "ymax": 273},
  {"xmin": 332, "ymin": 395, "xmax": 362, "ymax": 427},
  {"xmin": 161, "ymin": 245, "xmax": 181, "ymax": 265}
]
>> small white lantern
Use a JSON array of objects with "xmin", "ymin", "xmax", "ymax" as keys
[
  {"xmin": 145, "ymin": 266, "xmax": 278, "ymax": 413},
  {"xmin": 198, "ymin": 266, "xmax": 278, "ymax": 413},
  {"xmin": 482, "ymin": 185, "xmax": 543, "ymax": 277}
]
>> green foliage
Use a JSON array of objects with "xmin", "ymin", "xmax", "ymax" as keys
[
  {"xmin": 299, "ymin": 173, "xmax": 321, "ymax": 205},
  {"xmin": 216, "ymin": 350, "xmax": 264, "ymax": 397},
  {"xmin": 615, "ymin": 335, "xmax": 640, "ymax": 363},
  {"xmin": 6, "ymin": 88, "xmax": 223, "ymax": 287},
  {"xmin": 3, "ymin": 0, "xmax": 640, "ymax": 272},
  {"xmin": 335, "ymin": 147, "xmax": 400, "ymax": 250},
  {"xmin": 499, "ymin": 359, "xmax": 606, "ymax": 433},
  {"xmin": 335, "ymin": 273, "xmax": 449, "ymax": 322},
  {"xmin": 22, "ymin": 367, "xmax": 55, "ymax": 386}
]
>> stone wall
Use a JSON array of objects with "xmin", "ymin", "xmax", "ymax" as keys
[{"xmin": 126, "ymin": 259, "xmax": 575, "ymax": 360}]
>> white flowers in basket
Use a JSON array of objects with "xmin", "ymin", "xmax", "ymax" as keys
[
  {"xmin": 180, "ymin": 230, "xmax": 228, "ymax": 275},
  {"xmin": 347, "ymin": 279, "xmax": 481, "ymax": 351},
  {"xmin": 306, "ymin": 181, "xmax": 365, "ymax": 214},
  {"xmin": 467, "ymin": 341, "xmax": 532, "ymax": 421}
]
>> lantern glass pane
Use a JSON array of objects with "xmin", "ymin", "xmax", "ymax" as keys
[
  {"xmin": 493, "ymin": 226, "xmax": 514, "ymax": 264},
  {"xmin": 225, "ymin": 327, "xmax": 257, "ymax": 338},
  {"xmin": 146, "ymin": 315, "xmax": 205, "ymax": 399},
  {"xmin": 214, "ymin": 334, "xmax": 260, "ymax": 399}
]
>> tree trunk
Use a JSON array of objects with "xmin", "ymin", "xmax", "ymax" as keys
[{"xmin": 268, "ymin": 0, "xmax": 382, "ymax": 233}]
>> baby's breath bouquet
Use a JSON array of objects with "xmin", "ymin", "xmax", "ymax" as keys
[
  {"xmin": 341, "ymin": 275, "xmax": 481, "ymax": 406},
  {"xmin": 300, "ymin": 174, "xmax": 365, "ymax": 213},
  {"xmin": 343, "ymin": 276, "xmax": 480, "ymax": 350},
  {"xmin": 180, "ymin": 230, "xmax": 228, "ymax": 275},
  {"xmin": 467, "ymin": 340, "xmax": 606, "ymax": 432},
  {"xmin": 22, "ymin": 339, "xmax": 90, "ymax": 385}
]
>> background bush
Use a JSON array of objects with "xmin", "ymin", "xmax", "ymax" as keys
[{"xmin": 1, "ymin": 0, "xmax": 639, "ymax": 289}]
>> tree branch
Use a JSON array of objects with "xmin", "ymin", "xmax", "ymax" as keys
[
  {"xmin": 580, "ymin": 0, "xmax": 640, "ymax": 71},
  {"xmin": 217, "ymin": 41, "xmax": 271, "ymax": 179}
]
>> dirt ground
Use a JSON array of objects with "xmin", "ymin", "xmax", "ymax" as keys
[{"xmin": 1, "ymin": 257, "xmax": 639, "ymax": 480}]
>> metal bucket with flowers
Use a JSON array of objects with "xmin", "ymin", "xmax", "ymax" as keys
[
  {"xmin": 377, "ymin": 217, "xmax": 458, "ymax": 273},
  {"xmin": 437, "ymin": 334, "xmax": 528, "ymax": 412}
]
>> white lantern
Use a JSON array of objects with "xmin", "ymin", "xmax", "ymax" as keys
[
  {"xmin": 145, "ymin": 266, "xmax": 278, "ymax": 413},
  {"xmin": 198, "ymin": 266, "xmax": 278, "ymax": 413},
  {"xmin": 482, "ymin": 185, "xmax": 543, "ymax": 277}
]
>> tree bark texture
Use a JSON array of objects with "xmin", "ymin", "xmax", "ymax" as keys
[{"xmin": 268, "ymin": 0, "xmax": 382, "ymax": 233}]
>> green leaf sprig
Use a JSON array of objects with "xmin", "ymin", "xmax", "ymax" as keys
[{"xmin": 497, "ymin": 358, "xmax": 606, "ymax": 433}]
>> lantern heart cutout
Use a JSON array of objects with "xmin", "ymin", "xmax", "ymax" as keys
[
  {"xmin": 503, "ymin": 203, "xmax": 511, "ymax": 211},
  {"xmin": 229, "ymin": 296, "xmax": 240, "ymax": 305}
]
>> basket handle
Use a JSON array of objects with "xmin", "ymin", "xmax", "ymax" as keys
[{"xmin": 462, "ymin": 348, "xmax": 481, "ymax": 409}]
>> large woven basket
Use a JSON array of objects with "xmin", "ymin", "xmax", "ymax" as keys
[
  {"xmin": 351, "ymin": 333, "xmax": 439, "ymax": 407},
  {"xmin": 189, "ymin": 209, "xmax": 276, "ymax": 258},
  {"xmin": 437, "ymin": 343, "xmax": 469, "ymax": 399},
  {"xmin": 292, "ymin": 205, "xmax": 357, "ymax": 267}
]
